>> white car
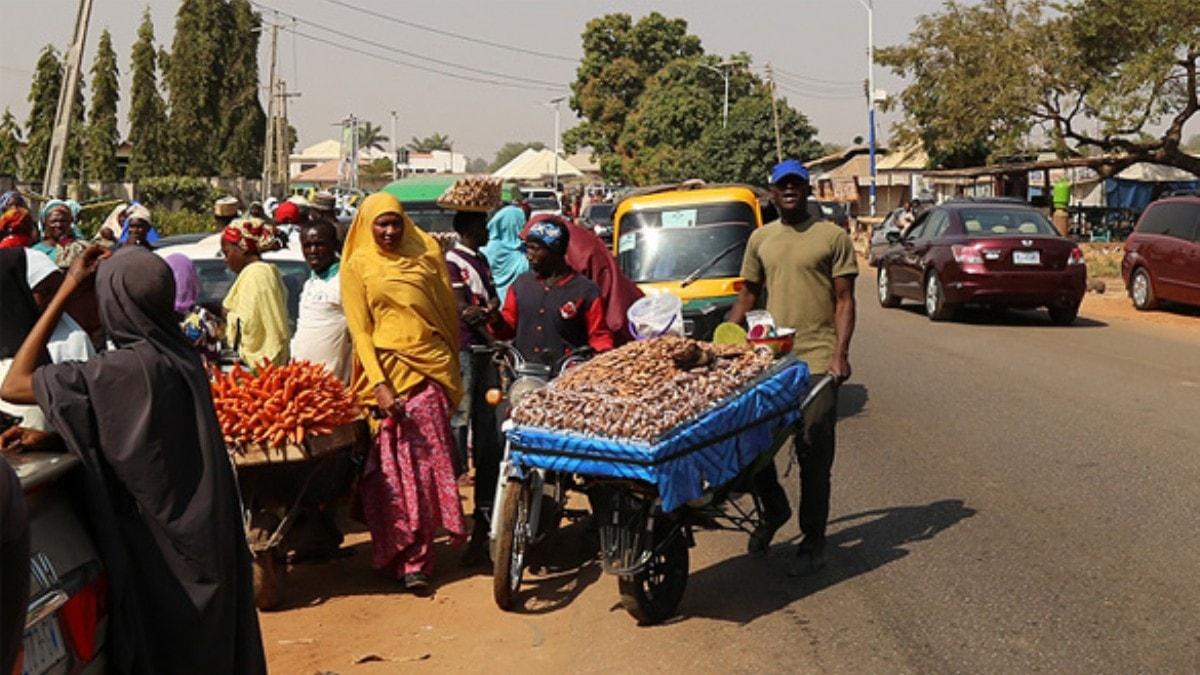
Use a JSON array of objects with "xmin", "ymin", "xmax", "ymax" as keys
[
  {"xmin": 155, "ymin": 233, "xmax": 309, "ymax": 334},
  {"xmin": 521, "ymin": 188, "xmax": 562, "ymax": 218}
]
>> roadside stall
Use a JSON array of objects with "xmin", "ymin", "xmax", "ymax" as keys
[{"xmin": 209, "ymin": 360, "xmax": 368, "ymax": 609}]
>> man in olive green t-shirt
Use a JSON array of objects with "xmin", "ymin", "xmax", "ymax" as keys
[{"xmin": 728, "ymin": 159, "xmax": 858, "ymax": 576}]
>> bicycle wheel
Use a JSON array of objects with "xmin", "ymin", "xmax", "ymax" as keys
[
  {"xmin": 492, "ymin": 478, "xmax": 532, "ymax": 610},
  {"xmin": 618, "ymin": 519, "xmax": 689, "ymax": 625}
]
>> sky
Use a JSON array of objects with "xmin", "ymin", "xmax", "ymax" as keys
[{"xmin": 5, "ymin": 0, "xmax": 1188, "ymax": 165}]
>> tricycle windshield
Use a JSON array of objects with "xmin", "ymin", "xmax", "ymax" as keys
[{"xmin": 617, "ymin": 201, "xmax": 756, "ymax": 283}]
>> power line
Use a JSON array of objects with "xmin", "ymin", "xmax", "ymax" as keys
[
  {"xmin": 771, "ymin": 65, "xmax": 860, "ymax": 87},
  {"xmin": 772, "ymin": 72, "xmax": 861, "ymax": 93},
  {"xmin": 285, "ymin": 27, "xmax": 565, "ymax": 93},
  {"xmin": 775, "ymin": 82, "xmax": 862, "ymax": 101},
  {"xmin": 318, "ymin": 0, "xmax": 578, "ymax": 63},
  {"xmin": 250, "ymin": 1, "xmax": 567, "ymax": 89}
]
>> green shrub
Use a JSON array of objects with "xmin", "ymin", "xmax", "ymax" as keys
[
  {"xmin": 152, "ymin": 210, "xmax": 215, "ymax": 236},
  {"xmin": 75, "ymin": 199, "xmax": 125, "ymax": 238},
  {"xmin": 138, "ymin": 175, "xmax": 220, "ymax": 212}
]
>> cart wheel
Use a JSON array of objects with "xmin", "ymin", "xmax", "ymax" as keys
[
  {"xmin": 618, "ymin": 521, "xmax": 689, "ymax": 625},
  {"xmin": 248, "ymin": 511, "xmax": 286, "ymax": 611},
  {"xmin": 492, "ymin": 478, "xmax": 531, "ymax": 611}
]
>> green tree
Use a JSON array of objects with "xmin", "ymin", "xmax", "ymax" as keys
[
  {"xmin": 127, "ymin": 7, "xmax": 169, "ymax": 180},
  {"xmin": 466, "ymin": 157, "xmax": 489, "ymax": 173},
  {"xmin": 217, "ymin": 0, "xmax": 264, "ymax": 177},
  {"xmin": 689, "ymin": 92, "xmax": 822, "ymax": 186},
  {"xmin": 166, "ymin": 0, "xmax": 226, "ymax": 175},
  {"xmin": 22, "ymin": 45, "xmax": 63, "ymax": 183},
  {"xmin": 354, "ymin": 122, "xmax": 389, "ymax": 152},
  {"xmin": 488, "ymin": 141, "xmax": 545, "ymax": 172},
  {"xmin": 361, "ymin": 157, "xmax": 394, "ymax": 180},
  {"xmin": 617, "ymin": 56, "xmax": 755, "ymax": 185},
  {"xmin": 565, "ymin": 12, "xmax": 704, "ymax": 179},
  {"xmin": 0, "ymin": 109, "xmax": 22, "ymax": 178},
  {"xmin": 84, "ymin": 29, "xmax": 120, "ymax": 181},
  {"xmin": 407, "ymin": 132, "xmax": 452, "ymax": 152},
  {"xmin": 879, "ymin": 0, "xmax": 1200, "ymax": 175}
]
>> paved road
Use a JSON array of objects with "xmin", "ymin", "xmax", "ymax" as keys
[{"xmin": 262, "ymin": 279, "xmax": 1200, "ymax": 673}]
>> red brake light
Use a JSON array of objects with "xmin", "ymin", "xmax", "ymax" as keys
[
  {"xmin": 1068, "ymin": 247, "xmax": 1086, "ymax": 266},
  {"xmin": 58, "ymin": 573, "xmax": 108, "ymax": 663},
  {"xmin": 951, "ymin": 244, "xmax": 984, "ymax": 264}
]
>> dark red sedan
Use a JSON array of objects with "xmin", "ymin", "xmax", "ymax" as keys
[
  {"xmin": 876, "ymin": 200, "xmax": 1088, "ymax": 324},
  {"xmin": 1121, "ymin": 195, "xmax": 1200, "ymax": 310}
]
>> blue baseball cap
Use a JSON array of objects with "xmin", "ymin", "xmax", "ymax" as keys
[{"xmin": 770, "ymin": 159, "xmax": 810, "ymax": 185}]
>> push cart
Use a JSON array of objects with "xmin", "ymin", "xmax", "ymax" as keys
[
  {"xmin": 231, "ymin": 419, "xmax": 369, "ymax": 610},
  {"xmin": 492, "ymin": 354, "xmax": 828, "ymax": 624}
]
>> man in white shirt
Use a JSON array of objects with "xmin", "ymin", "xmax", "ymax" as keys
[{"xmin": 290, "ymin": 221, "xmax": 351, "ymax": 381}]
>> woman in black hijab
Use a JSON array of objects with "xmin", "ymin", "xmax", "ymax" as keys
[{"xmin": 0, "ymin": 246, "xmax": 265, "ymax": 674}]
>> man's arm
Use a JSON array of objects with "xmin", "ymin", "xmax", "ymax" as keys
[
  {"xmin": 830, "ymin": 275, "xmax": 856, "ymax": 383},
  {"xmin": 489, "ymin": 288, "xmax": 518, "ymax": 340},
  {"xmin": 726, "ymin": 281, "xmax": 762, "ymax": 326},
  {"xmin": 583, "ymin": 297, "xmax": 615, "ymax": 352}
]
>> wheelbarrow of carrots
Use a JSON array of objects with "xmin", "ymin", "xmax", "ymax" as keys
[{"xmin": 210, "ymin": 361, "xmax": 369, "ymax": 610}]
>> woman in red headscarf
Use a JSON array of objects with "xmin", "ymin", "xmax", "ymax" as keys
[
  {"xmin": 220, "ymin": 217, "xmax": 289, "ymax": 368},
  {"xmin": 0, "ymin": 207, "xmax": 35, "ymax": 249},
  {"xmin": 521, "ymin": 213, "xmax": 643, "ymax": 342}
]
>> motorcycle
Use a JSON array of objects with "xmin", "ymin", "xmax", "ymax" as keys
[{"xmin": 485, "ymin": 342, "xmax": 590, "ymax": 610}]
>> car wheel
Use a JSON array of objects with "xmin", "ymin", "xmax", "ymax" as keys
[
  {"xmin": 1047, "ymin": 302, "xmax": 1080, "ymax": 326},
  {"xmin": 924, "ymin": 272, "xmax": 955, "ymax": 321},
  {"xmin": 877, "ymin": 267, "xmax": 901, "ymax": 308},
  {"xmin": 1130, "ymin": 268, "xmax": 1158, "ymax": 310}
]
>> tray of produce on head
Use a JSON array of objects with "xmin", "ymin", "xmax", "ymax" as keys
[
  {"xmin": 507, "ymin": 337, "xmax": 809, "ymax": 512},
  {"xmin": 209, "ymin": 360, "xmax": 365, "ymax": 465},
  {"xmin": 436, "ymin": 175, "xmax": 503, "ymax": 213}
]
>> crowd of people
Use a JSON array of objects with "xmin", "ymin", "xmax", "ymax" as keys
[
  {"xmin": 0, "ymin": 183, "xmax": 646, "ymax": 671},
  {"xmin": 0, "ymin": 158, "xmax": 860, "ymax": 671}
]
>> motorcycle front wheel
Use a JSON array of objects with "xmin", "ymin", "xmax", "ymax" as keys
[{"xmin": 492, "ymin": 477, "xmax": 532, "ymax": 610}]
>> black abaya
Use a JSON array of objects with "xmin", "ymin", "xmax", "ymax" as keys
[{"xmin": 32, "ymin": 247, "xmax": 265, "ymax": 674}]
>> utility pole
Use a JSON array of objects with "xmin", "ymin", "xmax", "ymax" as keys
[
  {"xmin": 262, "ymin": 21, "xmax": 279, "ymax": 199},
  {"xmin": 390, "ymin": 109, "xmax": 398, "ymax": 180},
  {"xmin": 767, "ymin": 63, "xmax": 783, "ymax": 163},
  {"xmin": 275, "ymin": 79, "xmax": 300, "ymax": 194},
  {"xmin": 43, "ymin": 0, "xmax": 93, "ymax": 199}
]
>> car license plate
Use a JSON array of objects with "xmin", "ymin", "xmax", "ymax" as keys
[
  {"xmin": 1013, "ymin": 250, "xmax": 1041, "ymax": 265},
  {"xmin": 22, "ymin": 618, "xmax": 67, "ymax": 675}
]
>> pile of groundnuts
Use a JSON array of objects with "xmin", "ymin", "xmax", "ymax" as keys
[{"xmin": 511, "ymin": 337, "xmax": 774, "ymax": 442}]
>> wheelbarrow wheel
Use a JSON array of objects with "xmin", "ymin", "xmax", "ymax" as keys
[
  {"xmin": 492, "ymin": 478, "xmax": 531, "ymax": 611},
  {"xmin": 248, "ymin": 510, "xmax": 286, "ymax": 610},
  {"xmin": 618, "ymin": 521, "xmax": 689, "ymax": 625}
]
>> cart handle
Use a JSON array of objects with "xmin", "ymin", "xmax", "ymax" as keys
[{"xmin": 800, "ymin": 374, "xmax": 836, "ymax": 413}]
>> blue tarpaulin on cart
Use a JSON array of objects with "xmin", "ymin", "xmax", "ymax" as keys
[{"xmin": 507, "ymin": 357, "xmax": 810, "ymax": 512}]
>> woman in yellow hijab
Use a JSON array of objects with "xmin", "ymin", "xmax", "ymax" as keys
[{"xmin": 341, "ymin": 192, "xmax": 466, "ymax": 590}]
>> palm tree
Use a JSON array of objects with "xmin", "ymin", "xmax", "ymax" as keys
[
  {"xmin": 357, "ymin": 121, "xmax": 389, "ymax": 152},
  {"xmin": 407, "ymin": 132, "xmax": 453, "ymax": 152}
]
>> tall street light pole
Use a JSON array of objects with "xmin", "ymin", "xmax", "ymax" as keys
[
  {"xmin": 390, "ymin": 109, "xmax": 398, "ymax": 180},
  {"xmin": 855, "ymin": 0, "xmax": 878, "ymax": 216},
  {"xmin": 700, "ymin": 60, "xmax": 739, "ymax": 129},
  {"xmin": 546, "ymin": 96, "xmax": 566, "ymax": 191}
]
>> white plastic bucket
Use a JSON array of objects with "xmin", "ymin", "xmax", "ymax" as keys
[{"xmin": 627, "ymin": 291, "xmax": 684, "ymax": 340}]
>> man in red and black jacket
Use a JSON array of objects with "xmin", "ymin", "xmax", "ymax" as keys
[{"xmin": 491, "ymin": 216, "xmax": 614, "ymax": 365}]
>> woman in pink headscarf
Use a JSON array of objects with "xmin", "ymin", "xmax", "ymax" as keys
[{"xmin": 521, "ymin": 213, "xmax": 643, "ymax": 343}]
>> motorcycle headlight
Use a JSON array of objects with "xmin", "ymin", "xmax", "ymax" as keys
[{"xmin": 509, "ymin": 376, "xmax": 546, "ymax": 409}]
